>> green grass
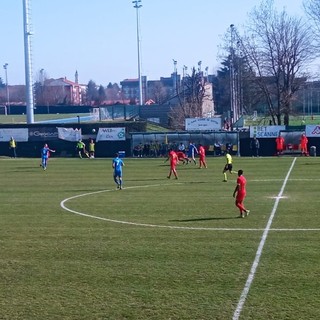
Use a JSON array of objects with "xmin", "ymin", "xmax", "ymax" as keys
[
  {"xmin": 146, "ymin": 122, "xmax": 169, "ymax": 132},
  {"xmin": 0, "ymin": 114, "xmax": 90, "ymax": 124},
  {"xmin": 0, "ymin": 156, "xmax": 320, "ymax": 319},
  {"xmin": 244, "ymin": 114, "xmax": 320, "ymax": 126}
]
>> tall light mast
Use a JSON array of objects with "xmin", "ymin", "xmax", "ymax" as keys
[
  {"xmin": 132, "ymin": 0, "xmax": 143, "ymax": 105},
  {"xmin": 230, "ymin": 24, "xmax": 237, "ymax": 125},
  {"xmin": 3, "ymin": 63, "xmax": 9, "ymax": 116},
  {"xmin": 23, "ymin": 0, "xmax": 35, "ymax": 123}
]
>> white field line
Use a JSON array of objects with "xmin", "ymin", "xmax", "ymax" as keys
[
  {"xmin": 232, "ymin": 157, "xmax": 297, "ymax": 320},
  {"xmin": 60, "ymin": 179, "xmax": 320, "ymax": 232},
  {"xmin": 251, "ymin": 178, "xmax": 320, "ymax": 182}
]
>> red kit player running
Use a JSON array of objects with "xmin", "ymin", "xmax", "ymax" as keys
[
  {"xmin": 198, "ymin": 144, "xmax": 207, "ymax": 168},
  {"xmin": 233, "ymin": 169, "xmax": 250, "ymax": 218},
  {"xmin": 165, "ymin": 149, "xmax": 179, "ymax": 179}
]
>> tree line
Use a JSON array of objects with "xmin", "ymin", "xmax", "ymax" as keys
[{"xmin": 1, "ymin": 0, "xmax": 320, "ymax": 128}]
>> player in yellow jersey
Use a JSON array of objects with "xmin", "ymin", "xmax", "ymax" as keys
[{"xmin": 222, "ymin": 150, "xmax": 237, "ymax": 182}]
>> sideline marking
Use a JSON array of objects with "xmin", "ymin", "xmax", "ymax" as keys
[
  {"xmin": 232, "ymin": 157, "xmax": 297, "ymax": 320},
  {"xmin": 60, "ymin": 178, "xmax": 320, "ymax": 232}
]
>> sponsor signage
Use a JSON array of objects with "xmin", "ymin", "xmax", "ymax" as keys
[
  {"xmin": 57, "ymin": 127, "xmax": 82, "ymax": 142},
  {"xmin": 28, "ymin": 127, "xmax": 59, "ymax": 141},
  {"xmin": 305, "ymin": 125, "xmax": 320, "ymax": 137},
  {"xmin": 0, "ymin": 128, "xmax": 29, "ymax": 142},
  {"xmin": 96, "ymin": 127, "xmax": 126, "ymax": 142},
  {"xmin": 250, "ymin": 126, "xmax": 285, "ymax": 138},
  {"xmin": 185, "ymin": 118, "xmax": 222, "ymax": 131}
]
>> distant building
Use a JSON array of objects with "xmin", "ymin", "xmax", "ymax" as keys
[
  {"xmin": 120, "ymin": 76, "xmax": 147, "ymax": 104},
  {"xmin": 120, "ymin": 73, "xmax": 180, "ymax": 105},
  {"xmin": 43, "ymin": 77, "xmax": 84, "ymax": 105}
]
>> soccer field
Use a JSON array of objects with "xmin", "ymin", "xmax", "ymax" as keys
[{"xmin": 1, "ymin": 156, "xmax": 319, "ymax": 320}]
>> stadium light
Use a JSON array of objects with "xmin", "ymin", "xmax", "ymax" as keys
[
  {"xmin": 132, "ymin": 0, "xmax": 143, "ymax": 105},
  {"xmin": 3, "ymin": 63, "xmax": 9, "ymax": 116}
]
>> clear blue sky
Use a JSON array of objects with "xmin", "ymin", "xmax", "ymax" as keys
[{"xmin": 1, "ymin": 0, "xmax": 306, "ymax": 86}]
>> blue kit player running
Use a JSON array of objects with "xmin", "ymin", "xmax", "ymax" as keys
[
  {"xmin": 112, "ymin": 153, "xmax": 124, "ymax": 189},
  {"xmin": 187, "ymin": 141, "xmax": 198, "ymax": 165},
  {"xmin": 41, "ymin": 144, "xmax": 55, "ymax": 170}
]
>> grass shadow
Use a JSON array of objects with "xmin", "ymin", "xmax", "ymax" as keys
[{"xmin": 169, "ymin": 216, "xmax": 238, "ymax": 222}]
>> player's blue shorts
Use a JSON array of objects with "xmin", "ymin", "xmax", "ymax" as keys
[{"xmin": 114, "ymin": 169, "xmax": 122, "ymax": 177}]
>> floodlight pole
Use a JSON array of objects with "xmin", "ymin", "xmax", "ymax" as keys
[
  {"xmin": 133, "ymin": 0, "xmax": 143, "ymax": 105},
  {"xmin": 3, "ymin": 63, "xmax": 9, "ymax": 116},
  {"xmin": 183, "ymin": 65, "xmax": 187, "ymax": 107},
  {"xmin": 230, "ymin": 24, "xmax": 237, "ymax": 126},
  {"xmin": 23, "ymin": 0, "xmax": 35, "ymax": 124},
  {"xmin": 173, "ymin": 59, "xmax": 177, "ymax": 94}
]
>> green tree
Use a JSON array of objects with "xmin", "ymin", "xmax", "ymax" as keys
[
  {"xmin": 85, "ymin": 80, "xmax": 99, "ymax": 105},
  {"xmin": 304, "ymin": 0, "xmax": 320, "ymax": 50},
  {"xmin": 105, "ymin": 82, "xmax": 121, "ymax": 102},
  {"xmin": 98, "ymin": 85, "xmax": 106, "ymax": 104}
]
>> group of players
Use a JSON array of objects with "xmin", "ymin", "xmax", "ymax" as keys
[
  {"xmin": 39, "ymin": 138, "xmax": 96, "ymax": 170},
  {"xmin": 160, "ymin": 142, "xmax": 249, "ymax": 218},
  {"xmin": 38, "ymin": 139, "xmax": 249, "ymax": 218}
]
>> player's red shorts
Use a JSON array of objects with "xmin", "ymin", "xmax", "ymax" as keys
[
  {"xmin": 170, "ymin": 160, "xmax": 177, "ymax": 169},
  {"xmin": 236, "ymin": 192, "xmax": 246, "ymax": 202}
]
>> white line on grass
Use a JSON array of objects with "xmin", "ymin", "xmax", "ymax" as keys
[
  {"xmin": 60, "ymin": 180, "xmax": 320, "ymax": 232},
  {"xmin": 232, "ymin": 157, "xmax": 297, "ymax": 320},
  {"xmin": 251, "ymin": 178, "xmax": 320, "ymax": 182}
]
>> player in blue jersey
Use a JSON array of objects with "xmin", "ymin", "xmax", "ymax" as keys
[
  {"xmin": 187, "ymin": 141, "xmax": 198, "ymax": 165},
  {"xmin": 112, "ymin": 153, "xmax": 125, "ymax": 189},
  {"xmin": 40, "ymin": 143, "xmax": 55, "ymax": 170}
]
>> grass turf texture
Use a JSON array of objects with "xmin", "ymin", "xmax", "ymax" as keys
[{"xmin": 0, "ymin": 156, "xmax": 319, "ymax": 320}]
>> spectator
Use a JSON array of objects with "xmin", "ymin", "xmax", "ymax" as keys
[
  {"xmin": 9, "ymin": 137, "xmax": 17, "ymax": 158},
  {"xmin": 250, "ymin": 136, "xmax": 260, "ymax": 157},
  {"xmin": 178, "ymin": 142, "xmax": 186, "ymax": 153}
]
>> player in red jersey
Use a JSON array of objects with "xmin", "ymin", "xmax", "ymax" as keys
[
  {"xmin": 300, "ymin": 133, "xmax": 309, "ymax": 156},
  {"xmin": 176, "ymin": 151, "xmax": 189, "ymax": 164},
  {"xmin": 275, "ymin": 133, "xmax": 285, "ymax": 156},
  {"xmin": 198, "ymin": 144, "xmax": 207, "ymax": 168},
  {"xmin": 165, "ymin": 149, "xmax": 179, "ymax": 179},
  {"xmin": 233, "ymin": 169, "xmax": 250, "ymax": 218}
]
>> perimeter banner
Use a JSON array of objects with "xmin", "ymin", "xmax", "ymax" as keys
[
  {"xmin": 57, "ymin": 128, "xmax": 82, "ymax": 142},
  {"xmin": 0, "ymin": 128, "xmax": 29, "ymax": 142},
  {"xmin": 250, "ymin": 126, "xmax": 285, "ymax": 138},
  {"xmin": 185, "ymin": 118, "xmax": 222, "ymax": 131},
  {"xmin": 96, "ymin": 127, "xmax": 126, "ymax": 142},
  {"xmin": 28, "ymin": 127, "xmax": 59, "ymax": 141},
  {"xmin": 305, "ymin": 125, "xmax": 320, "ymax": 137}
]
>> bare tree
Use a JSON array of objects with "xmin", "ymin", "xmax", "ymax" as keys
[
  {"xmin": 236, "ymin": 0, "xmax": 316, "ymax": 125},
  {"xmin": 148, "ymin": 82, "xmax": 169, "ymax": 104},
  {"xmin": 169, "ymin": 67, "xmax": 209, "ymax": 129},
  {"xmin": 304, "ymin": 0, "xmax": 320, "ymax": 49}
]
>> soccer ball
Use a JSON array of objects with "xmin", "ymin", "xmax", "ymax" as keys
[{"xmin": 92, "ymin": 129, "xmax": 96, "ymax": 133}]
